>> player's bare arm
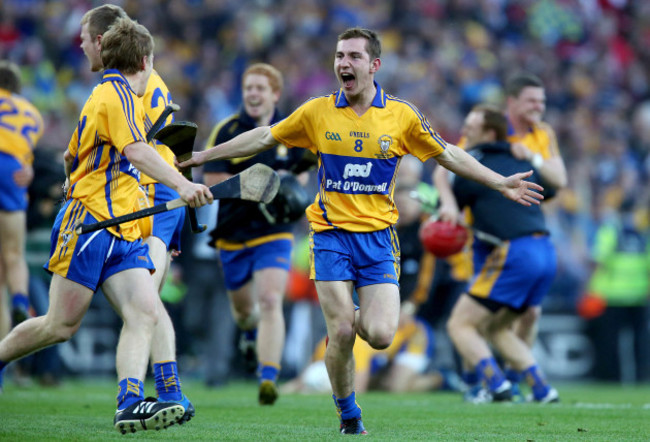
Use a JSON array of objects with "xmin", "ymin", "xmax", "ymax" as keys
[
  {"xmin": 436, "ymin": 143, "xmax": 544, "ymax": 207},
  {"xmin": 532, "ymin": 155, "xmax": 567, "ymax": 189},
  {"xmin": 179, "ymin": 126, "xmax": 277, "ymax": 168},
  {"xmin": 511, "ymin": 143, "xmax": 568, "ymax": 190},
  {"xmin": 432, "ymin": 165, "xmax": 460, "ymax": 224},
  {"xmin": 62, "ymin": 150, "xmax": 74, "ymax": 194},
  {"xmin": 124, "ymin": 141, "xmax": 213, "ymax": 208}
]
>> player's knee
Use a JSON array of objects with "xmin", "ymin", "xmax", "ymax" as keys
[
  {"xmin": 484, "ymin": 323, "xmax": 507, "ymax": 343},
  {"xmin": 366, "ymin": 334, "xmax": 392, "ymax": 350},
  {"xmin": 258, "ymin": 290, "xmax": 282, "ymax": 313},
  {"xmin": 1, "ymin": 248, "xmax": 24, "ymax": 267},
  {"xmin": 128, "ymin": 300, "xmax": 159, "ymax": 330},
  {"xmin": 361, "ymin": 325, "xmax": 395, "ymax": 350},
  {"xmin": 329, "ymin": 323, "xmax": 356, "ymax": 348},
  {"xmin": 519, "ymin": 307, "xmax": 540, "ymax": 328},
  {"xmin": 46, "ymin": 319, "xmax": 82, "ymax": 343},
  {"xmin": 446, "ymin": 314, "xmax": 462, "ymax": 338}
]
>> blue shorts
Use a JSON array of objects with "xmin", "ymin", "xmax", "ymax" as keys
[
  {"xmin": 310, "ymin": 227, "xmax": 400, "ymax": 288},
  {"xmin": 219, "ymin": 238, "xmax": 293, "ymax": 291},
  {"xmin": 44, "ymin": 199, "xmax": 155, "ymax": 291},
  {"xmin": 138, "ymin": 183, "xmax": 185, "ymax": 251},
  {"xmin": 467, "ymin": 234, "xmax": 556, "ymax": 310},
  {"xmin": 0, "ymin": 152, "xmax": 28, "ymax": 211}
]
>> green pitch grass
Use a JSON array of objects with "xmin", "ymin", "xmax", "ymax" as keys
[{"xmin": 1, "ymin": 379, "xmax": 649, "ymax": 440}]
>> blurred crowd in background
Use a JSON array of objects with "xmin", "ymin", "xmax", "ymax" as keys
[{"xmin": 2, "ymin": 0, "xmax": 649, "ymax": 386}]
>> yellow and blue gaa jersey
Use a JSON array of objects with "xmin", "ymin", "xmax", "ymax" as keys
[
  {"xmin": 0, "ymin": 88, "xmax": 44, "ymax": 166},
  {"xmin": 507, "ymin": 120, "xmax": 560, "ymax": 160},
  {"xmin": 140, "ymin": 70, "xmax": 177, "ymax": 186},
  {"xmin": 66, "ymin": 69, "xmax": 147, "ymax": 241},
  {"xmin": 270, "ymin": 83, "xmax": 447, "ymax": 232},
  {"xmin": 457, "ymin": 119, "xmax": 559, "ymax": 159}
]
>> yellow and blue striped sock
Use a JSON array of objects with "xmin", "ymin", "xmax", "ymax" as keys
[
  {"xmin": 154, "ymin": 361, "xmax": 182, "ymax": 401},
  {"xmin": 333, "ymin": 392, "xmax": 361, "ymax": 420},
  {"xmin": 259, "ymin": 362, "xmax": 280, "ymax": 383},
  {"xmin": 117, "ymin": 378, "xmax": 144, "ymax": 410}
]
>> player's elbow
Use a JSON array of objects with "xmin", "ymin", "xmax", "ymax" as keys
[{"xmin": 259, "ymin": 126, "xmax": 278, "ymax": 150}]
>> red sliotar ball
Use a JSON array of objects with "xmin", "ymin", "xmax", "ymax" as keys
[{"xmin": 419, "ymin": 219, "xmax": 468, "ymax": 258}]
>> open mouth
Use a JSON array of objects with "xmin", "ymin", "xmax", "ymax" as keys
[
  {"xmin": 341, "ymin": 73, "xmax": 355, "ymax": 89},
  {"xmin": 246, "ymin": 100, "xmax": 262, "ymax": 111}
]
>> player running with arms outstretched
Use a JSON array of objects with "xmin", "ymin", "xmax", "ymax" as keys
[{"xmin": 179, "ymin": 27, "xmax": 543, "ymax": 435}]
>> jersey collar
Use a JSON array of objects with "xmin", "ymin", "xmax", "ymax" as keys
[
  {"xmin": 506, "ymin": 116, "xmax": 534, "ymax": 137},
  {"xmin": 101, "ymin": 69, "xmax": 132, "ymax": 90},
  {"xmin": 334, "ymin": 81, "xmax": 386, "ymax": 108}
]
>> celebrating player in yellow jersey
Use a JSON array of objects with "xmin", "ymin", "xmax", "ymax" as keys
[
  {"xmin": 434, "ymin": 73, "xmax": 567, "ymax": 400},
  {"xmin": 0, "ymin": 18, "xmax": 211, "ymax": 433},
  {"xmin": 78, "ymin": 4, "xmax": 197, "ymax": 423},
  {"xmin": 179, "ymin": 27, "xmax": 543, "ymax": 435},
  {"xmin": 0, "ymin": 61, "xmax": 44, "ymax": 392},
  {"xmin": 502, "ymin": 73, "xmax": 567, "ymax": 398}
]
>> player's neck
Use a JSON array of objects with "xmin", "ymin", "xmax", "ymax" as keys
[
  {"xmin": 345, "ymin": 84, "xmax": 376, "ymax": 116},
  {"xmin": 508, "ymin": 114, "xmax": 531, "ymax": 137},
  {"xmin": 123, "ymin": 70, "xmax": 148, "ymax": 97}
]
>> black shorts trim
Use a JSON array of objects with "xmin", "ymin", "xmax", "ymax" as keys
[{"xmin": 467, "ymin": 293, "xmax": 527, "ymax": 314}]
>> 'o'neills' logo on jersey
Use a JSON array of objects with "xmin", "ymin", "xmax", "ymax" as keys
[
  {"xmin": 349, "ymin": 131, "xmax": 370, "ymax": 138},
  {"xmin": 343, "ymin": 162, "xmax": 372, "ymax": 179},
  {"xmin": 325, "ymin": 131, "xmax": 342, "ymax": 141},
  {"xmin": 376, "ymin": 135, "xmax": 393, "ymax": 159}
]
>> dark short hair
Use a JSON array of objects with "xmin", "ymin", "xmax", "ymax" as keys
[
  {"xmin": 81, "ymin": 4, "xmax": 128, "ymax": 39},
  {"xmin": 0, "ymin": 60, "xmax": 21, "ymax": 93},
  {"xmin": 472, "ymin": 103, "xmax": 508, "ymax": 142},
  {"xmin": 101, "ymin": 18, "xmax": 154, "ymax": 75},
  {"xmin": 505, "ymin": 72, "xmax": 543, "ymax": 98},
  {"xmin": 338, "ymin": 27, "xmax": 381, "ymax": 60}
]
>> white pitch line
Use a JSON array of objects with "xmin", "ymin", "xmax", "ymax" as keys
[{"xmin": 571, "ymin": 402, "xmax": 650, "ymax": 410}]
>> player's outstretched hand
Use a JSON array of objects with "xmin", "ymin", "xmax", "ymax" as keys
[
  {"xmin": 175, "ymin": 151, "xmax": 205, "ymax": 172},
  {"xmin": 178, "ymin": 181, "xmax": 213, "ymax": 208},
  {"xmin": 499, "ymin": 170, "xmax": 544, "ymax": 206}
]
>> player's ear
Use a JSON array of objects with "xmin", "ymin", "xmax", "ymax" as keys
[{"xmin": 370, "ymin": 58, "xmax": 381, "ymax": 74}]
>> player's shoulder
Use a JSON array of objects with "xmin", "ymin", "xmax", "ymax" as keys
[
  {"xmin": 146, "ymin": 70, "xmax": 169, "ymax": 91},
  {"xmin": 91, "ymin": 81, "xmax": 136, "ymax": 116},
  {"xmin": 281, "ymin": 93, "xmax": 333, "ymax": 122},
  {"xmin": 384, "ymin": 93, "xmax": 424, "ymax": 117},
  {"xmin": 11, "ymin": 93, "xmax": 41, "ymax": 116},
  {"xmin": 142, "ymin": 70, "xmax": 170, "ymax": 104},
  {"xmin": 302, "ymin": 93, "xmax": 335, "ymax": 109}
]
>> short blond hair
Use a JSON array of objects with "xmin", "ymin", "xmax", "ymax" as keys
[
  {"xmin": 80, "ymin": 4, "xmax": 128, "ymax": 40},
  {"xmin": 101, "ymin": 18, "xmax": 154, "ymax": 75}
]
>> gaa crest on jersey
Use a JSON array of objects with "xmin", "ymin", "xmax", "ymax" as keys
[{"xmin": 376, "ymin": 135, "xmax": 393, "ymax": 159}]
